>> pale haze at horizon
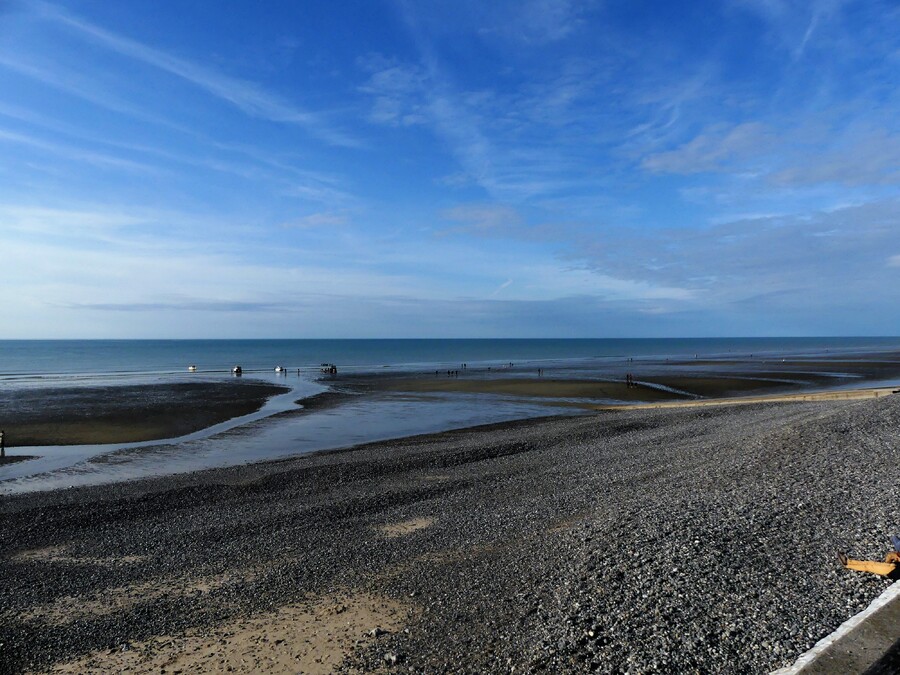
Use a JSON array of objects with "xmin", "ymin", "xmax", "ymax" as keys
[{"xmin": 2, "ymin": 0, "xmax": 899, "ymax": 339}]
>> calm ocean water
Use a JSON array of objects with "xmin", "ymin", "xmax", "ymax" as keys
[{"xmin": 3, "ymin": 337, "xmax": 900, "ymax": 381}]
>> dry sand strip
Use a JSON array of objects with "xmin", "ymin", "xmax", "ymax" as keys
[
  {"xmin": 39, "ymin": 593, "xmax": 408, "ymax": 675},
  {"xmin": 590, "ymin": 386, "xmax": 900, "ymax": 411}
]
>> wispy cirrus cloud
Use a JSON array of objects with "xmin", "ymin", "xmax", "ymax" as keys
[
  {"xmin": 438, "ymin": 203, "xmax": 522, "ymax": 237},
  {"xmin": 0, "ymin": 127, "xmax": 157, "ymax": 173},
  {"xmin": 568, "ymin": 198, "xmax": 900, "ymax": 312},
  {"xmin": 641, "ymin": 122, "xmax": 774, "ymax": 174},
  {"xmin": 67, "ymin": 299, "xmax": 288, "ymax": 313},
  {"xmin": 357, "ymin": 54, "xmax": 429, "ymax": 127},
  {"xmin": 0, "ymin": 53, "xmax": 196, "ymax": 134},
  {"xmin": 29, "ymin": 1, "xmax": 358, "ymax": 147},
  {"xmin": 730, "ymin": 0, "xmax": 849, "ymax": 57},
  {"xmin": 478, "ymin": 0, "xmax": 588, "ymax": 45},
  {"xmin": 280, "ymin": 212, "xmax": 349, "ymax": 229}
]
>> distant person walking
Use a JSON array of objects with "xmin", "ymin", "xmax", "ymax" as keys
[{"xmin": 1, "ymin": 429, "xmax": 5, "ymax": 459}]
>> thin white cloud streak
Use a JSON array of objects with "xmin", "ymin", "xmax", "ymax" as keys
[
  {"xmin": 0, "ymin": 59, "xmax": 352, "ymax": 200},
  {"xmin": 280, "ymin": 212, "xmax": 349, "ymax": 229},
  {"xmin": 0, "ymin": 104, "xmax": 267, "ymax": 182},
  {"xmin": 30, "ymin": 1, "xmax": 358, "ymax": 147},
  {"xmin": 0, "ymin": 237, "xmax": 422, "ymax": 306},
  {"xmin": 491, "ymin": 278, "xmax": 513, "ymax": 296},
  {"xmin": 0, "ymin": 127, "xmax": 157, "ymax": 173},
  {"xmin": 384, "ymin": 5, "xmax": 507, "ymax": 198},
  {"xmin": 641, "ymin": 122, "xmax": 774, "ymax": 174},
  {"xmin": 1, "ymin": 197, "xmax": 698, "ymax": 324},
  {"xmin": 0, "ymin": 53, "xmax": 192, "ymax": 133},
  {"xmin": 0, "ymin": 84, "xmax": 354, "ymax": 207}
]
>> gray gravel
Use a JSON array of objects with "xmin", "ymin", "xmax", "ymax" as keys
[{"xmin": 1, "ymin": 396, "xmax": 899, "ymax": 673}]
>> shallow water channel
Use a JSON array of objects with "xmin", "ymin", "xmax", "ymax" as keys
[{"xmin": 0, "ymin": 374, "xmax": 569, "ymax": 494}]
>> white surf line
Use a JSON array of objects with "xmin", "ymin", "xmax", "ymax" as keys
[
  {"xmin": 633, "ymin": 380, "xmax": 701, "ymax": 398},
  {"xmin": 770, "ymin": 579, "xmax": 900, "ymax": 674}
]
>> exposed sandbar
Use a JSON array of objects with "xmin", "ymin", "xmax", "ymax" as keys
[
  {"xmin": 0, "ymin": 381, "xmax": 287, "ymax": 447},
  {"xmin": 371, "ymin": 374, "xmax": 826, "ymax": 402},
  {"xmin": 380, "ymin": 377, "xmax": 686, "ymax": 401}
]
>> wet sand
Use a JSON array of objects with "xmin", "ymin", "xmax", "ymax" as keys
[
  {"xmin": 381, "ymin": 377, "xmax": 687, "ymax": 402},
  {"xmin": 0, "ymin": 381, "xmax": 287, "ymax": 447},
  {"xmin": 0, "ymin": 456, "xmax": 35, "ymax": 466},
  {"xmin": 5, "ymin": 350, "xmax": 900, "ymax": 451},
  {"xmin": 2, "ymin": 395, "xmax": 898, "ymax": 673},
  {"xmin": 346, "ymin": 361, "xmax": 898, "ymax": 405}
]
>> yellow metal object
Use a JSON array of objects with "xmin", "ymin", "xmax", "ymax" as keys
[{"xmin": 839, "ymin": 551, "xmax": 900, "ymax": 578}]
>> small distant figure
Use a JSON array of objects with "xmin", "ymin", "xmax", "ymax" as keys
[{"xmin": 1, "ymin": 430, "xmax": 5, "ymax": 459}]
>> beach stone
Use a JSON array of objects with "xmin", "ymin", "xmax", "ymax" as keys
[{"xmin": 2, "ymin": 396, "xmax": 898, "ymax": 673}]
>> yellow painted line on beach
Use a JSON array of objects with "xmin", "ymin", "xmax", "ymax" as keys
[{"xmin": 588, "ymin": 386, "xmax": 899, "ymax": 411}]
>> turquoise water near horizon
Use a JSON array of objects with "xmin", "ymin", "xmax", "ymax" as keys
[{"xmin": 3, "ymin": 337, "xmax": 900, "ymax": 380}]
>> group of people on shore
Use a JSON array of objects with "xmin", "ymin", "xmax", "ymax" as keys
[{"xmin": 625, "ymin": 373, "xmax": 638, "ymax": 388}]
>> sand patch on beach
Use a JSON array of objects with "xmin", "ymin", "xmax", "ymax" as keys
[
  {"xmin": 592, "ymin": 386, "xmax": 899, "ymax": 411},
  {"xmin": 23, "ymin": 570, "xmax": 256, "ymax": 626},
  {"xmin": 422, "ymin": 473, "xmax": 451, "ymax": 482},
  {"xmin": 547, "ymin": 511, "xmax": 590, "ymax": 534},
  {"xmin": 10, "ymin": 545, "xmax": 144, "ymax": 567},
  {"xmin": 43, "ymin": 593, "xmax": 408, "ymax": 675},
  {"xmin": 378, "ymin": 517, "xmax": 434, "ymax": 538}
]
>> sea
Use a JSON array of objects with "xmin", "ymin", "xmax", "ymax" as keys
[
  {"xmin": 2, "ymin": 337, "xmax": 900, "ymax": 493},
  {"xmin": 4, "ymin": 337, "xmax": 900, "ymax": 381}
]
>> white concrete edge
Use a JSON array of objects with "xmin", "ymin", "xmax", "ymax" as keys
[{"xmin": 770, "ymin": 579, "xmax": 900, "ymax": 674}]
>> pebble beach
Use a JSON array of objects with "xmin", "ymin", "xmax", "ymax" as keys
[{"xmin": 2, "ymin": 393, "xmax": 898, "ymax": 673}]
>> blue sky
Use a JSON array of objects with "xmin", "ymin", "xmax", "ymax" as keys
[{"xmin": 1, "ymin": 0, "xmax": 899, "ymax": 338}]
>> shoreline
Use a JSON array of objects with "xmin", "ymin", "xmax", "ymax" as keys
[
  {"xmin": 1, "ymin": 395, "xmax": 897, "ymax": 672},
  {"xmin": 589, "ymin": 384, "xmax": 900, "ymax": 410},
  {"xmin": 3, "ymin": 347, "xmax": 900, "ymax": 452}
]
